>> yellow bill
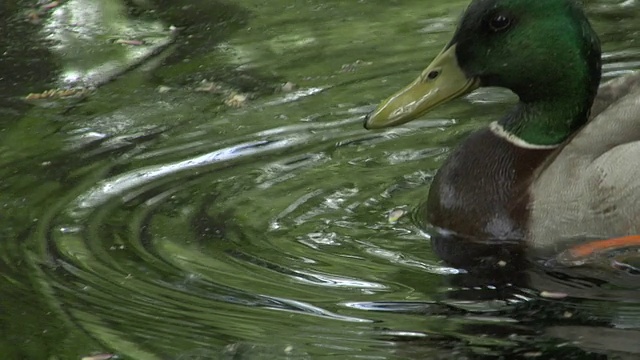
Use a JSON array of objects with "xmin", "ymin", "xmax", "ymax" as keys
[{"xmin": 364, "ymin": 44, "xmax": 480, "ymax": 129}]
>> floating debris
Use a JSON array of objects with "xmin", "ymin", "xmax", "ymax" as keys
[
  {"xmin": 280, "ymin": 82, "xmax": 297, "ymax": 93},
  {"xmin": 24, "ymin": 87, "xmax": 92, "ymax": 101},
  {"xmin": 340, "ymin": 59, "xmax": 373, "ymax": 73},
  {"xmin": 224, "ymin": 92, "xmax": 249, "ymax": 108},
  {"xmin": 194, "ymin": 80, "xmax": 223, "ymax": 93},
  {"xmin": 156, "ymin": 85, "xmax": 172, "ymax": 93},
  {"xmin": 193, "ymin": 79, "xmax": 261, "ymax": 108},
  {"xmin": 540, "ymin": 291, "xmax": 568, "ymax": 299},
  {"xmin": 81, "ymin": 354, "xmax": 116, "ymax": 360},
  {"xmin": 40, "ymin": 1, "xmax": 60, "ymax": 10},
  {"xmin": 27, "ymin": 1, "xmax": 62, "ymax": 24},
  {"xmin": 114, "ymin": 39, "xmax": 145, "ymax": 46},
  {"xmin": 497, "ymin": 260, "xmax": 507, "ymax": 267},
  {"xmin": 387, "ymin": 208, "xmax": 407, "ymax": 224},
  {"xmin": 26, "ymin": 10, "xmax": 42, "ymax": 24}
]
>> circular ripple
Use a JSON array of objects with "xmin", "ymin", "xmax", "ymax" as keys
[
  {"xmin": 30, "ymin": 88, "xmax": 464, "ymax": 358},
  {"xmin": 17, "ymin": 1, "xmax": 640, "ymax": 358}
]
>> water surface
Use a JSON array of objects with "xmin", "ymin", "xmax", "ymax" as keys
[{"xmin": 1, "ymin": 0, "xmax": 640, "ymax": 359}]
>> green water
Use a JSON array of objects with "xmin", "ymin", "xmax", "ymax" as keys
[{"xmin": 1, "ymin": 0, "xmax": 640, "ymax": 359}]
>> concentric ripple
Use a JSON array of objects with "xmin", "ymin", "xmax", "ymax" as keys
[
  {"xmin": 29, "ymin": 84, "xmax": 467, "ymax": 358},
  {"xmin": 5, "ymin": 0, "xmax": 640, "ymax": 359}
]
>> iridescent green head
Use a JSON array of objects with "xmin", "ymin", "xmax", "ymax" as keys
[{"xmin": 365, "ymin": 0, "xmax": 602, "ymax": 146}]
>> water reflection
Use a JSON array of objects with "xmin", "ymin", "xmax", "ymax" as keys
[{"xmin": 1, "ymin": 0, "xmax": 640, "ymax": 359}]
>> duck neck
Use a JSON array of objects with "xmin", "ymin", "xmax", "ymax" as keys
[{"xmin": 496, "ymin": 96, "xmax": 588, "ymax": 147}]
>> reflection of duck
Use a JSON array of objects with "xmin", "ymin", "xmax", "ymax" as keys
[{"xmin": 364, "ymin": 0, "xmax": 640, "ymax": 265}]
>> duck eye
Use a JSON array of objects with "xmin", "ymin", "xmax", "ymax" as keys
[{"xmin": 489, "ymin": 14, "xmax": 511, "ymax": 32}]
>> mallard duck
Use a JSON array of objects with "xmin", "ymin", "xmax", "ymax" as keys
[{"xmin": 364, "ymin": 0, "xmax": 640, "ymax": 265}]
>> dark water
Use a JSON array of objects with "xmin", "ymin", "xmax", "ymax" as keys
[{"xmin": 1, "ymin": 0, "xmax": 640, "ymax": 359}]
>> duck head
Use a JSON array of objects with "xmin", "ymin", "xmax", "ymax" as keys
[{"xmin": 365, "ymin": 0, "xmax": 601, "ymax": 146}]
